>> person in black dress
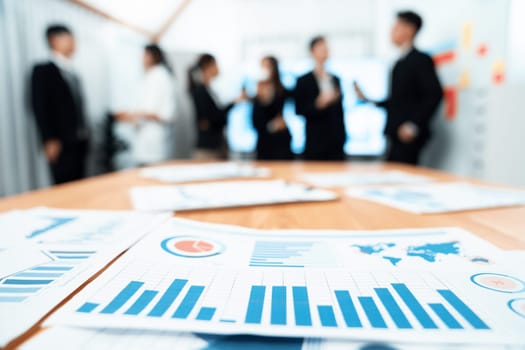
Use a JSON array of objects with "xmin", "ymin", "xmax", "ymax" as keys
[
  {"xmin": 31, "ymin": 24, "xmax": 89, "ymax": 184},
  {"xmin": 188, "ymin": 54, "xmax": 246, "ymax": 160},
  {"xmin": 354, "ymin": 11, "xmax": 443, "ymax": 165},
  {"xmin": 251, "ymin": 56, "xmax": 294, "ymax": 160},
  {"xmin": 294, "ymin": 36, "xmax": 346, "ymax": 161}
]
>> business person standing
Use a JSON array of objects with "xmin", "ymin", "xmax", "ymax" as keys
[
  {"xmin": 252, "ymin": 56, "xmax": 293, "ymax": 160},
  {"xmin": 188, "ymin": 54, "xmax": 245, "ymax": 160},
  {"xmin": 31, "ymin": 24, "xmax": 89, "ymax": 184},
  {"xmin": 115, "ymin": 44, "xmax": 177, "ymax": 166},
  {"xmin": 295, "ymin": 36, "xmax": 346, "ymax": 161},
  {"xmin": 355, "ymin": 11, "xmax": 443, "ymax": 165}
]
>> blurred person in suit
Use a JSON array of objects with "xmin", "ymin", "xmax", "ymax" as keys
[
  {"xmin": 294, "ymin": 36, "xmax": 346, "ymax": 161},
  {"xmin": 188, "ymin": 54, "xmax": 246, "ymax": 160},
  {"xmin": 31, "ymin": 24, "xmax": 89, "ymax": 184},
  {"xmin": 354, "ymin": 11, "xmax": 443, "ymax": 165},
  {"xmin": 114, "ymin": 44, "xmax": 177, "ymax": 166},
  {"xmin": 251, "ymin": 56, "xmax": 293, "ymax": 160}
]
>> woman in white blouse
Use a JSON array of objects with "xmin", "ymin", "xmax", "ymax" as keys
[{"xmin": 116, "ymin": 44, "xmax": 177, "ymax": 166}]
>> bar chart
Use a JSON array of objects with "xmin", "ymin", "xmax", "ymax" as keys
[
  {"xmin": 0, "ymin": 250, "xmax": 96, "ymax": 303},
  {"xmin": 72, "ymin": 267, "xmax": 491, "ymax": 335}
]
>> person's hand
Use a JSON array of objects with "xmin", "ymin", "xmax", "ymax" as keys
[
  {"xmin": 353, "ymin": 82, "xmax": 368, "ymax": 102},
  {"xmin": 268, "ymin": 115, "xmax": 287, "ymax": 133},
  {"xmin": 316, "ymin": 91, "xmax": 340, "ymax": 110},
  {"xmin": 114, "ymin": 112, "xmax": 136, "ymax": 122},
  {"xmin": 234, "ymin": 88, "xmax": 249, "ymax": 104},
  {"xmin": 398, "ymin": 122, "xmax": 418, "ymax": 144},
  {"xmin": 44, "ymin": 139, "xmax": 62, "ymax": 164}
]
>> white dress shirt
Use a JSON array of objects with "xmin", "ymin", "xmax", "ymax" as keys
[{"xmin": 133, "ymin": 65, "xmax": 177, "ymax": 165}]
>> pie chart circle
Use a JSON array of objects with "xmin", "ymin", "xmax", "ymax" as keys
[
  {"xmin": 470, "ymin": 273, "xmax": 525, "ymax": 293},
  {"xmin": 161, "ymin": 236, "xmax": 224, "ymax": 258},
  {"xmin": 508, "ymin": 298, "xmax": 525, "ymax": 319}
]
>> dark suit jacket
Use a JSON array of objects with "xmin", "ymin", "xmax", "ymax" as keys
[
  {"xmin": 190, "ymin": 84, "xmax": 233, "ymax": 150},
  {"xmin": 294, "ymin": 72, "xmax": 346, "ymax": 160},
  {"xmin": 31, "ymin": 62, "xmax": 86, "ymax": 145},
  {"xmin": 378, "ymin": 48, "xmax": 443, "ymax": 142},
  {"xmin": 252, "ymin": 88, "xmax": 293, "ymax": 160}
]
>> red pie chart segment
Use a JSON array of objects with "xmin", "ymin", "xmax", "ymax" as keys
[{"xmin": 161, "ymin": 236, "xmax": 224, "ymax": 258}]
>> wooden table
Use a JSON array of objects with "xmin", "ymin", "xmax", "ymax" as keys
[{"xmin": 2, "ymin": 161, "xmax": 525, "ymax": 349}]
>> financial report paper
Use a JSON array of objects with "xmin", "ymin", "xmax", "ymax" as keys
[
  {"xmin": 46, "ymin": 219, "xmax": 525, "ymax": 345},
  {"xmin": 129, "ymin": 180, "xmax": 338, "ymax": 212},
  {"xmin": 0, "ymin": 208, "xmax": 167, "ymax": 347},
  {"xmin": 301, "ymin": 170, "xmax": 432, "ymax": 188},
  {"xmin": 139, "ymin": 162, "xmax": 271, "ymax": 183},
  {"xmin": 346, "ymin": 182, "xmax": 525, "ymax": 214}
]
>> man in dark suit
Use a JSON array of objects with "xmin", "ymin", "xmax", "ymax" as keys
[
  {"xmin": 31, "ymin": 25, "xmax": 89, "ymax": 184},
  {"xmin": 295, "ymin": 36, "xmax": 346, "ymax": 161},
  {"xmin": 355, "ymin": 11, "xmax": 443, "ymax": 165}
]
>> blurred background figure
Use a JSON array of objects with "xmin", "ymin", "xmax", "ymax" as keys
[
  {"xmin": 355, "ymin": 11, "xmax": 443, "ymax": 165},
  {"xmin": 31, "ymin": 24, "xmax": 89, "ymax": 184},
  {"xmin": 295, "ymin": 36, "xmax": 346, "ymax": 161},
  {"xmin": 189, "ymin": 54, "xmax": 245, "ymax": 160},
  {"xmin": 251, "ymin": 56, "xmax": 294, "ymax": 160},
  {"xmin": 114, "ymin": 44, "xmax": 177, "ymax": 166}
]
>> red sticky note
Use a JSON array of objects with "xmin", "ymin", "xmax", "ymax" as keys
[{"xmin": 443, "ymin": 87, "xmax": 457, "ymax": 120}]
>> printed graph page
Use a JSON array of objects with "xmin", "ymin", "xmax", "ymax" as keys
[
  {"xmin": 45, "ymin": 219, "xmax": 525, "ymax": 345},
  {"xmin": 0, "ymin": 208, "xmax": 167, "ymax": 347},
  {"xmin": 346, "ymin": 182, "xmax": 525, "ymax": 214},
  {"xmin": 301, "ymin": 171, "xmax": 432, "ymax": 188},
  {"xmin": 129, "ymin": 181, "xmax": 338, "ymax": 212},
  {"xmin": 139, "ymin": 162, "xmax": 271, "ymax": 183}
]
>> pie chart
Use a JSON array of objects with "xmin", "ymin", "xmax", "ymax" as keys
[
  {"xmin": 470, "ymin": 273, "xmax": 525, "ymax": 293},
  {"xmin": 161, "ymin": 236, "xmax": 224, "ymax": 258}
]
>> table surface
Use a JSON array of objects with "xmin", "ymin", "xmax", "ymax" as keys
[{"xmin": 2, "ymin": 161, "xmax": 525, "ymax": 349}]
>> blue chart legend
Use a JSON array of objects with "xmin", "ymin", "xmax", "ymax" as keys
[
  {"xmin": 0, "ymin": 250, "xmax": 96, "ymax": 303},
  {"xmin": 74, "ymin": 272, "xmax": 490, "ymax": 333}
]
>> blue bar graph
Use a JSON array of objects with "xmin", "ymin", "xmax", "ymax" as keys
[
  {"xmin": 318, "ymin": 305, "xmax": 337, "ymax": 327},
  {"xmin": 0, "ymin": 296, "xmax": 27, "ymax": 302},
  {"xmin": 100, "ymin": 281, "xmax": 144, "ymax": 314},
  {"xmin": 335, "ymin": 290, "xmax": 362, "ymax": 328},
  {"xmin": 32, "ymin": 266, "xmax": 73, "ymax": 271},
  {"xmin": 124, "ymin": 290, "xmax": 158, "ymax": 315},
  {"xmin": 358, "ymin": 296, "xmax": 387, "ymax": 328},
  {"xmin": 14, "ymin": 272, "xmax": 63, "ymax": 278},
  {"xmin": 3, "ymin": 279, "xmax": 53, "ymax": 285},
  {"xmin": 148, "ymin": 279, "xmax": 188, "ymax": 317},
  {"xmin": 375, "ymin": 288, "xmax": 412, "ymax": 329},
  {"xmin": 249, "ymin": 241, "xmax": 315, "ymax": 267},
  {"xmin": 429, "ymin": 303, "xmax": 463, "ymax": 329},
  {"xmin": 393, "ymin": 283, "xmax": 437, "ymax": 329},
  {"xmin": 438, "ymin": 290, "xmax": 490, "ymax": 329},
  {"xmin": 196, "ymin": 307, "xmax": 216, "ymax": 321},
  {"xmin": 77, "ymin": 302, "xmax": 99, "ymax": 313},
  {"xmin": 245, "ymin": 286, "xmax": 266, "ymax": 324},
  {"xmin": 0, "ymin": 287, "xmax": 40, "ymax": 293},
  {"xmin": 69, "ymin": 274, "xmax": 491, "ymax": 335},
  {"xmin": 271, "ymin": 286, "xmax": 287, "ymax": 325},
  {"xmin": 173, "ymin": 286, "xmax": 204, "ymax": 319},
  {"xmin": 292, "ymin": 286, "xmax": 312, "ymax": 326}
]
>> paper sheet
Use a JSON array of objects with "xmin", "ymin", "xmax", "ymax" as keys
[
  {"xmin": 346, "ymin": 182, "xmax": 525, "ymax": 214},
  {"xmin": 45, "ymin": 219, "xmax": 525, "ymax": 345},
  {"xmin": 140, "ymin": 162, "xmax": 271, "ymax": 183},
  {"xmin": 129, "ymin": 180, "xmax": 338, "ymax": 212},
  {"xmin": 301, "ymin": 171, "xmax": 432, "ymax": 188},
  {"xmin": 0, "ymin": 208, "xmax": 167, "ymax": 347}
]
